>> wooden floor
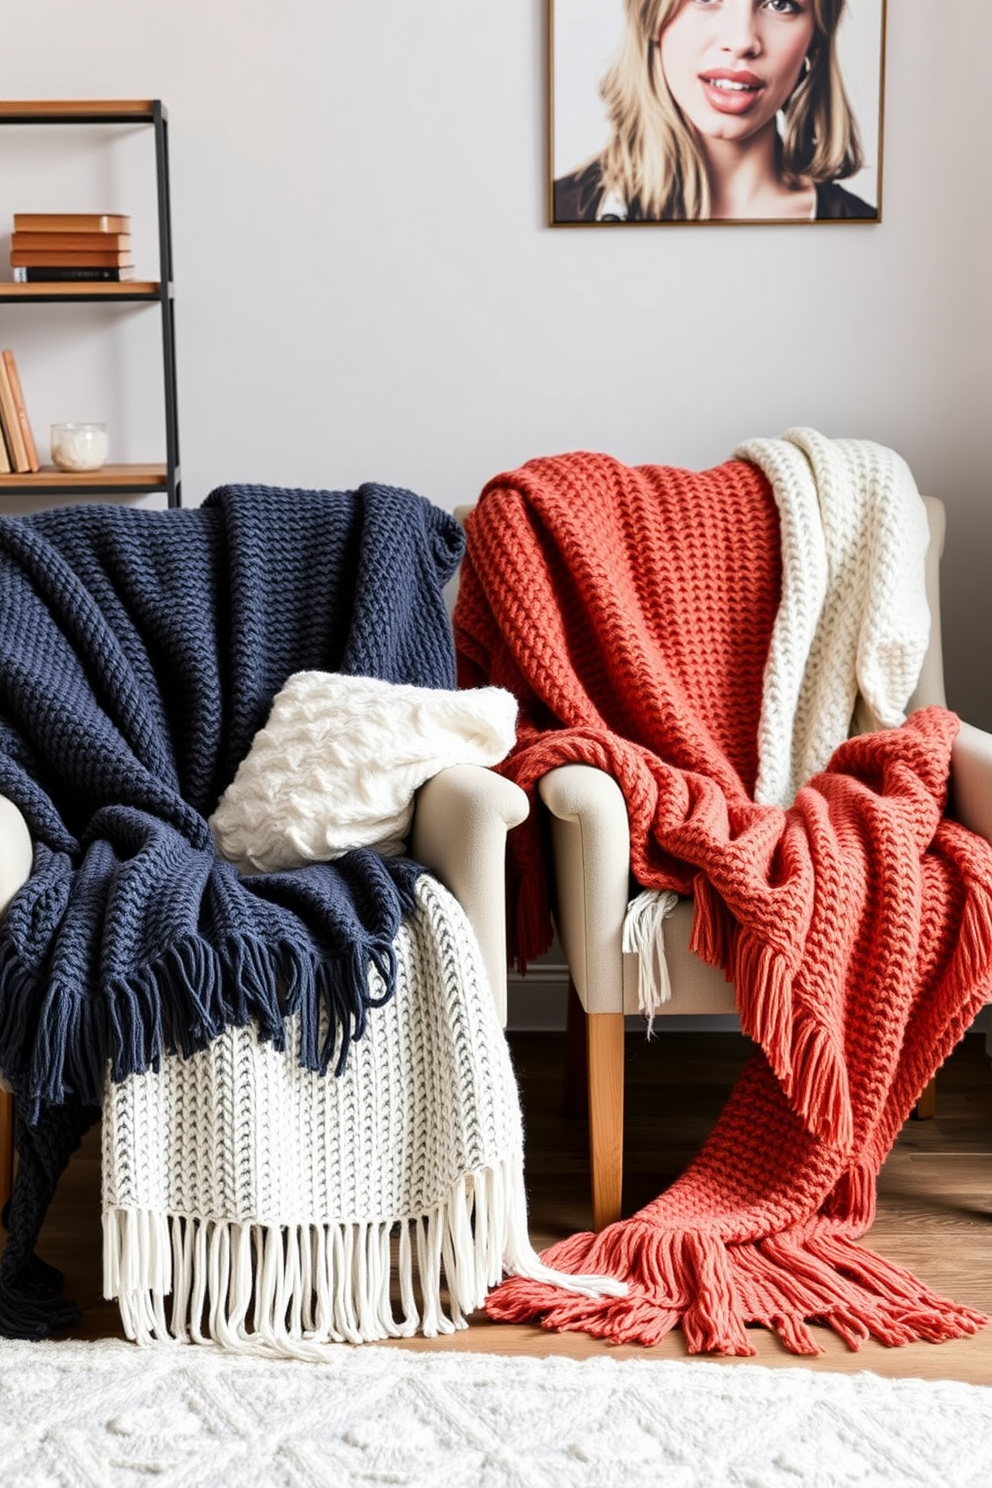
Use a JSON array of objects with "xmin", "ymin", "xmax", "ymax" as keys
[{"xmin": 32, "ymin": 1029, "xmax": 992, "ymax": 1384}]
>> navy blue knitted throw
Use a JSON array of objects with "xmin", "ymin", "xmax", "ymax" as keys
[{"xmin": 0, "ymin": 482, "xmax": 465, "ymax": 1123}]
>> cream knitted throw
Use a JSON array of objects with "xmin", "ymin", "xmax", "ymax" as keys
[
  {"xmin": 626, "ymin": 430, "xmax": 932, "ymax": 1012},
  {"xmin": 102, "ymin": 876, "xmax": 621, "ymax": 1353},
  {"xmin": 736, "ymin": 428, "xmax": 930, "ymax": 809}
]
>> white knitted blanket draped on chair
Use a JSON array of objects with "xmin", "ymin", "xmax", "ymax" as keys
[
  {"xmin": 104, "ymin": 876, "xmax": 581, "ymax": 1353},
  {"xmin": 102, "ymin": 673, "xmax": 617, "ymax": 1354},
  {"xmin": 624, "ymin": 429, "xmax": 932, "ymax": 1014}
]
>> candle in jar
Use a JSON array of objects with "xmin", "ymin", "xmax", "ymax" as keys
[{"xmin": 50, "ymin": 423, "xmax": 109, "ymax": 472}]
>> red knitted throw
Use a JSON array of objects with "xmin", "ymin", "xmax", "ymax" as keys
[{"xmin": 454, "ymin": 451, "xmax": 992, "ymax": 1354}]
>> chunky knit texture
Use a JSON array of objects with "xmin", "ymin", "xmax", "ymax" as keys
[
  {"xmin": 625, "ymin": 429, "xmax": 933, "ymax": 1014},
  {"xmin": 0, "ymin": 483, "xmax": 463, "ymax": 1337},
  {"xmin": 454, "ymin": 445, "xmax": 992, "ymax": 1354},
  {"xmin": 102, "ymin": 876, "xmax": 621, "ymax": 1352},
  {"xmin": 739, "ymin": 429, "xmax": 931, "ymax": 807},
  {"xmin": 0, "ymin": 483, "xmax": 463, "ymax": 1114},
  {"xmin": 210, "ymin": 672, "xmax": 517, "ymax": 871}
]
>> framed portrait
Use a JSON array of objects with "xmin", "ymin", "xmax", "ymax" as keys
[{"xmin": 549, "ymin": 0, "xmax": 886, "ymax": 225}]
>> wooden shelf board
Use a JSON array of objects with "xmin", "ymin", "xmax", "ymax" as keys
[
  {"xmin": 0, "ymin": 100, "xmax": 157, "ymax": 122},
  {"xmin": 0, "ymin": 463, "xmax": 168, "ymax": 490},
  {"xmin": 0, "ymin": 282, "xmax": 160, "ymax": 300}
]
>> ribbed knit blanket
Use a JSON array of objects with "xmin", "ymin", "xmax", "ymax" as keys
[
  {"xmin": 0, "ymin": 483, "xmax": 463, "ymax": 1337},
  {"xmin": 103, "ymin": 875, "xmax": 619, "ymax": 1354},
  {"xmin": 453, "ymin": 441, "xmax": 992, "ymax": 1354}
]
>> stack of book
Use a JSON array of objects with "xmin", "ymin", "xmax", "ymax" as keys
[
  {"xmin": 10, "ymin": 212, "xmax": 134, "ymax": 283},
  {"xmin": 0, "ymin": 348, "xmax": 40, "ymax": 474}
]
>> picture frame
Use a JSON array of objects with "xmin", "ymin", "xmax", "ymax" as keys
[{"xmin": 549, "ymin": 0, "xmax": 886, "ymax": 225}]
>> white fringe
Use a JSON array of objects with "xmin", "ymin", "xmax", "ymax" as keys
[
  {"xmin": 104, "ymin": 1158, "xmax": 624, "ymax": 1359},
  {"xmin": 622, "ymin": 888, "xmax": 679, "ymax": 1025}
]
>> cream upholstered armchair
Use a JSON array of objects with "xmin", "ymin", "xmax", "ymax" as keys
[
  {"xmin": 538, "ymin": 496, "xmax": 992, "ymax": 1230},
  {"xmin": 0, "ymin": 766, "xmax": 527, "ymax": 1214}
]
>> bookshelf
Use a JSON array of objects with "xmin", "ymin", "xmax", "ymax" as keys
[{"xmin": 0, "ymin": 99, "xmax": 181, "ymax": 507}]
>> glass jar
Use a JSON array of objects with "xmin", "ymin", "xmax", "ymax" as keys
[{"xmin": 50, "ymin": 422, "xmax": 109, "ymax": 472}]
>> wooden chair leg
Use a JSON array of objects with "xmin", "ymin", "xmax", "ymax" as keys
[
  {"xmin": 587, "ymin": 1010, "xmax": 625, "ymax": 1231},
  {"xmin": 562, "ymin": 978, "xmax": 589, "ymax": 1118},
  {"xmin": 0, "ymin": 1087, "xmax": 14, "ymax": 1214},
  {"xmin": 914, "ymin": 1077, "xmax": 937, "ymax": 1120}
]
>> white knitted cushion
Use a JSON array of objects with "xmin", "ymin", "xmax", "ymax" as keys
[{"xmin": 210, "ymin": 672, "xmax": 517, "ymax": 872}]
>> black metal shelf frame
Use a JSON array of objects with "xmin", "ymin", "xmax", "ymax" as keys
[{"xmin": 0, "ymin": 100, "xmax": 181, "ymax": 508}]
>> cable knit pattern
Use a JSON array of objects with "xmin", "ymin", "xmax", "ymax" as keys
[
  {"xmin": 210, "ymin": 673, "xmax": 517, "ymax": 871},
  {"xmin": 102, "ymin": 876, "xmax": 621, "ymax": 1351},
  {"xmin": 737, "ymin": 428, "xmax": 931, "ymax": 806},
  {"xmin": 454, "ymin": 445, "xmax": 992, "ymax": 1354}
]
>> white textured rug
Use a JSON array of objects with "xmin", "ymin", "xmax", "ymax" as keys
[{"xmin": 0, "ymin": 1340, "xmax": 990, "ymax": 1488}]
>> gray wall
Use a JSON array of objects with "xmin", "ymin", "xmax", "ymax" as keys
[{"xmin": 2, "ymin": 0, "xmax": 990, "ymax": 725}]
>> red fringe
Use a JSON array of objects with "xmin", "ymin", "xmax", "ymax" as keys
[
  {"xmin": 485, "ymin": 1218, "xmax": 989, "ymax": 1355},
  {"xmin": 512, "ymin": 864, "xmax": 554, "ymax": 972},
  {"xmin": 785, "ymin": 1012, "xmax": 853, "ymax": 1152},
  {"xmin": 952, "ymin": 875, "xmax": 992, "ymax": 1008},
  {"xmin": 692, "ymin": 887, "xmax": 855, "ymax": 1151},
  {"xmin": 821, "ymin": 1162, "xmax": 876, "ymax": 1228},
  {"xmin": 688, "ymin": 875, "xmax": 736, "ymax": 974},
  {"xmin": 732, "ymin": 930, "xmax": 794, "ymax": 1087}
]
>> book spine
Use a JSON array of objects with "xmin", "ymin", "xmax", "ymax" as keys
[
  {"xmin": 10, "ymin": 251, "xmax": 134, "ymax": 267},
  {"xmin": 12, "ymin": 232, "xmax": 132, "ymax": 252},
  {"xmin": 0, "ymin": 356, "xmax": 30, "ymax": 472},
  {"xmin": 0, "ymin": 417, "xmax": 11, "ymax": 474},
  {"xmin": 13, "ymin": 265, "xmax": 134, "ymax": 282},
  {"xmin": 13, "ymin": 214, "xmax": 131, "ymax": 233},
  {"xmin": 0, "ymin": 351, "xmax": 39, "ymax": 471}
]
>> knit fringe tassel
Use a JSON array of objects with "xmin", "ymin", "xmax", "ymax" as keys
[
  {"xmin": 622, "ymin": 889, "xmax": 679, "ymax": 1023},
  {"xmin": 484, "ymin": 1218, "xmax": 989, "ymax": 1355},
  {"xmin": 103, "ymin": 1158, "xmax": 625, "ymax": 1358},
  {"xmin": 689, "ymin": 877, "xmax": 855, "ymax": 1148},
  {"xmin": 0, "ymin": 924, "xmax": 414, "ymax": 1124},
  {"xmin": 489, "ymin": 880, "xmax": 992, "ymax": 1351}
]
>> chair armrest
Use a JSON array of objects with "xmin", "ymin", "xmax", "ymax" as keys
[
  {"xmin": 538, "ymin": 764, "xmax": 631, "ymax": 1015},
  {"xmin": 906, "ymin": 495, "xmax": 947, "ymax": 712},
  {"xmin": 0, "ymin": 794, "xmax": 32, "ymax": 922},
  {"xmin": 0, "ymin": 794, "xmax": 31, "ymax": 1093},
  {"xmin": 410, "ymin": 764, "xmax": 528, "ymax": 1025},
  {"xmin": 949, "ymin": 721, "xmax": 992, "ymax": 843}
]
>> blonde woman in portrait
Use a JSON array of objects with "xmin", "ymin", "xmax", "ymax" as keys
[{"xmin": 554, "ymin": 0, "xmax": 875, "ymax": 222}]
